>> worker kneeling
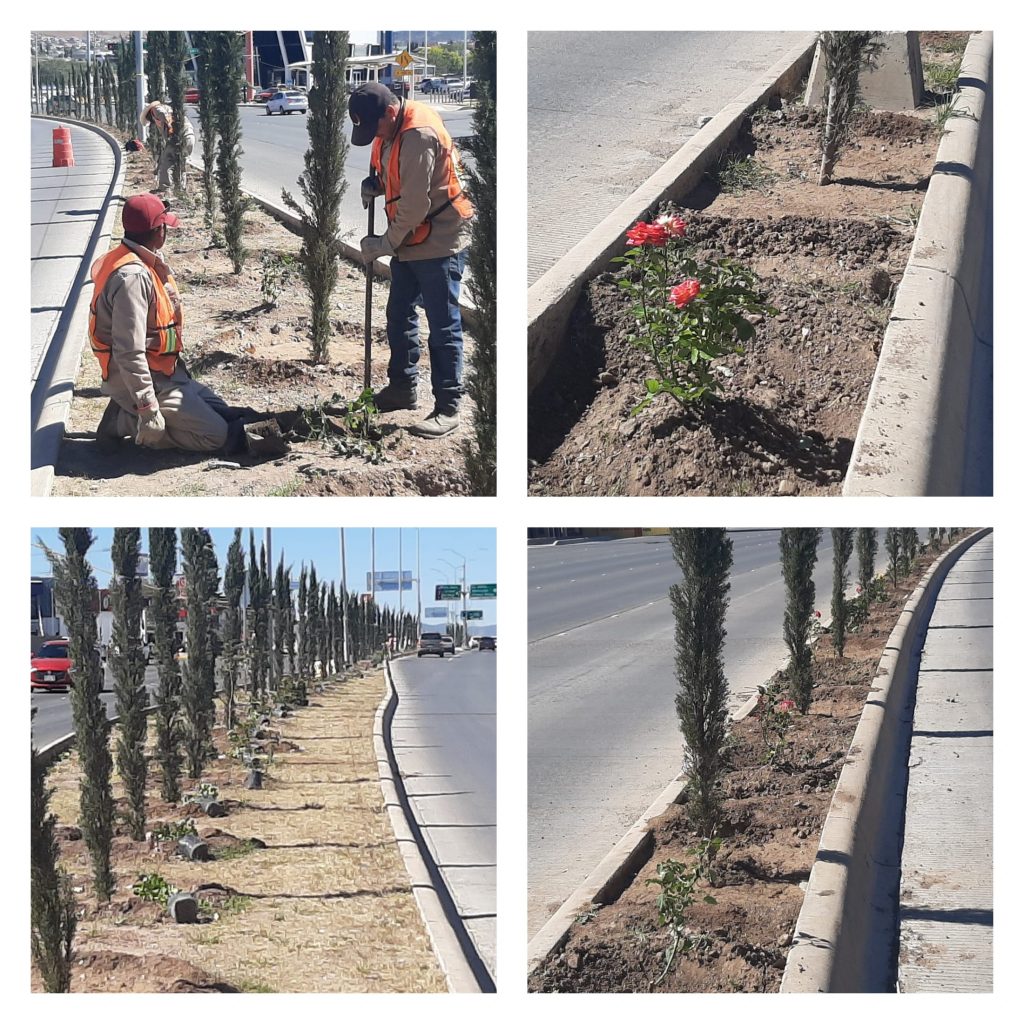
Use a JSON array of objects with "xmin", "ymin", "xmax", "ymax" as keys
[
  {"xmin": 350, "ymin": 83, "xmax": 474, "ymax": 438},
  {"xmin": 89, "ymin": 193, "xmax": 256, "ymax": 454}
]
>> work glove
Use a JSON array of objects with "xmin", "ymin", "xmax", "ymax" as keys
[
  {"xmin": 135, "ymin": 408, "xmax": 167, "ymax": 447},
  {"xmin": 360, "ymin": 175, "xmax": 384, "ymax": 208},
  {"xmin": 360, "ymin": 234, "xmax": 393, "ymax": 264}
]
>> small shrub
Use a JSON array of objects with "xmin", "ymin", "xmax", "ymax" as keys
[
  {"xmin": 133, "ymin": 873, "xmax": 175, "ymax": 903},
  {"xmin": 152, "ymin": 818, "xmax": 199, "ymax": 842},
  {"xmin": 756, "ymin": 681, "xmax": 796, "ymax": 765}
]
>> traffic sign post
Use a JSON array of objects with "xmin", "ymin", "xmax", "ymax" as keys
[
  {"xmin": 435, "ymin": 584, "xmax": 462, "ymax": 601},
  {"xmin": 469, "ymin": 583, "xmax": 497, "ymax": 600},
  {"xmin": 460, "ymin": 610, "xmax": 484, "ymax": 620}
]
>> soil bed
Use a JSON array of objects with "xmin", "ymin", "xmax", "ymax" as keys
[
  {"xmin": 32, "ymin": 670, "xmax": 446, "ymax": 993},
  {"xmin": 529, "ymin": 37, "xmax": 965, "ymax": 496},
  {"xmin": 52, "ymin": 146, "xmax": 477, "ymax": 497},
  {"xmin": 529, "ymin": 541, "xmax": 955, "ymax": 993}
]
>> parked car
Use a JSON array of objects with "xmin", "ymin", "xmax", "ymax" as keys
[
  {"xmin": 254, "ymin": 86, "xmax": 276, "ymax": 103},
  {"xmin": 418, "ymin": 632, "xmax": 445, "ymax": 658},
  {"xmin": 266, "ymin": 90, "xmax": 308, "ymax": 115},
  {"xmin": 31, "ymin": 639, "xmax": 73, "ymax": 692},
  {"xmin": 440, "ymin": 635, "xmax": 456, "ymax": 655},
  {"xmin": 184, "ymin": 86, "xmax": 200, "ymax": 104},
  {"xmin": 468, "ymin": 636, "xmax": 479, "ymax": 649},
  {"xmin": 478, "ymin": 636, "xmax": 496, "ymax": 651}
]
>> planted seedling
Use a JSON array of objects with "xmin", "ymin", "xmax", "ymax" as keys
[{"xmin": 133, "ymin": 873, "xmax": 175, "ymax": 904}]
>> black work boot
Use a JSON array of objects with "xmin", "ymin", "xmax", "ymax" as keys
[
  {"xmin": 95, "ymin": 398, "xmax": 129, "ymax": 451},
  {"xmin": 373, "ymin": 382, "xmax": 418, "ymax": 412}
]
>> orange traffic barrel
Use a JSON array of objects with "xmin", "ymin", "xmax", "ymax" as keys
[{"xmin": 52, "ymin": 125, "xmax": 75, "ymax": 167}]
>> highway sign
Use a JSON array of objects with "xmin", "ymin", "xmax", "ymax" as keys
[
  {"xmin": 469, "ymin": 583, "xmax": 497, "ymax": 599},
  {"xmin": 368, "ymin": 570, "xmax": 413, "ymax": 592},
  {"xmin": 425, "ymin": 606, "xmax": 447, "ymax": 618},
  {"xmin": 435, "ymin": 584, "xmax": 462, "ymax": 601},
  {"xmin": 461, "ymin": 609, "xmax": 484, "ymax": 620}
]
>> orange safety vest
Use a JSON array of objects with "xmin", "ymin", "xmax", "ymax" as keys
[
  {"xmin": 370, "ymin": 100, "xmax": 473, "ymax": 247},
  {"xmin": 88, "ymin": 244, "xmax": 182, "ymax": 380}
]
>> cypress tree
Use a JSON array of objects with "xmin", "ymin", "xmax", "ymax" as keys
[
  {"xmin": 830, "ymin": 528, "xmax": 855, "ymax": 659},
  {"xmin": 209, "ymin": 31, "xmax": 246, "ymax": 272},
  {"xmin": 109, "ymin": 528, "xmax": 148, "ymax": 841},
  {"xmin": 670, "ymin": 529, "xmax": 733, "ymax": 836},
  {"xmin": 273, "ymin": 556, "xmax": 290, "ymax": 686},
  {"xmin": 281, "ymin": 31, "xmax": 349, "ymax": 363},
  {"xmin": 817, "ymin": 32, "xmax": 880, "ymax": 184},
  {"xmin": 247, "ymin": 532, "xmax": 269, "ymax": 700},
  {"xmin": 318, "ymin": 583, "xmax": 330, "ymax": 680},
  {"xmin": 193, "ymin": 32, "xmax": 219, "ymax": 235},
  {"xmin": 307, "ymin": 565, "xmax": 320, "ymax": 678},
  {"xmin": 222, "ymin": 529, "xmax": 245, "ymax": 731},
  {"xmin": 885, "ymin": 528, "xmax": 901, "ymax": 585},
  {"xmin": 297, "ymin": 566, "xmax": 309, "ymax": 678},
  {"xmin": 45, "ymin": 529, "xmax": 115, "ymax": 902},
  {"xmin": 180, "ymin": 528, "xmax": 219, "ymax": 778},
  {"xmin": 856, "ymin": 527, "xmax": 878, "ymax": 605},
  {"xmin": 31, "ymin": 714, "xmax": 77, "ymax": 992},
  {"xmin": 149, "ymin": 528, "xmax": 182, "ymax": 803},
  {"xmin": 166, "ymin": 31, "xmax": 189, "ymax": 195},
  {"xmin": 780, "ymin": 528, "xmax": 822, "ymax": 714},
  {"xmin": 284, "ymin": 563, "xmax": 297, "ymax": 677},
  {"xmin": 900, "ymin": 528, "xmax": 919, "ymax": 574},
  {"xmin": 145, "ymin": 31, "xmax": 166, "ymax": 165},
  {"xmin": 327, "ymin": 584, "xmax": 338, "ymax": 676},
  {"xmin": 462, "ymin": 31, "xmax": 497, "ymax": 495}
]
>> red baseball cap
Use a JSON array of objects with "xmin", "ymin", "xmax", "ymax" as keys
[{"xmin": 122, "ymin": 193, "xmax": 180, "ymax": 235}]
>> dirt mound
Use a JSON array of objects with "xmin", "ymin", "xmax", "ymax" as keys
[{"xmin": 64, "ymin": 951, "xmax": 237, "ymax": 993}]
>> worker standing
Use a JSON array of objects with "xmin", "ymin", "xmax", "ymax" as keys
[
  {"xmin": 89, "ymin": 193, "xmax": 250, "ymax": 453},
  {"xmin": 349, "ymin": 82, "xmax": 474, "ymax": 438},
  {"xmin": 141, "ymin": 100, "xmax": 196, "ymax": 192}
]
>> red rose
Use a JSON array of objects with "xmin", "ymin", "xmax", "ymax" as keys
[
  {"xmin": 669, "ymin": 279, "xmax": 701, "ymax": 308},
  {"xmin": 626, "ymin": 221, "xmax": 671, "ymax": 247}
]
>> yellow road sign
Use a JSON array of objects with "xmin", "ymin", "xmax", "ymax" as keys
[{"xmin": 396, "ymin": 50, "xmax": 414, "ymax": 69}]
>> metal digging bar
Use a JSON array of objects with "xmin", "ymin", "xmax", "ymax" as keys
[{"xmin": 363, "ymin": 178, "xmax": 377, "ymax": 430}]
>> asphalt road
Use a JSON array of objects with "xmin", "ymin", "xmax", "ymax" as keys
[
  {"xmin": 390, "ymin": 649, "xmax": 497, "ymax": 982},
  {"xmin": 31, "ymin": 663, "xmax": 161, "ymax": 749},
  {"xmin": 527, "ymin": 31, "xmax": 806, "ymax": 284},
  {"xmin": 528, "ymin": 528, "xmax": 919, "ymax": 938},
  {"xmin": 186, "ymin": 102, "xmax": 475, "ymax": 248}
]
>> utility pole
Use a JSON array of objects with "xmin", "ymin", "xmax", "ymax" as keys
[
  {"xmin": 398, "ymin": 528, "xmax": 404, "ymax": 651},
  {"xmin": 408, "ymin": 31, "xmax": 413, "ymax": 99},
  {"xmin": 33, "ymin": 34, "xmax": 40, "ymax": 113},
  {"xmin": 416, "ymin": 529, "xmax": 421, "ymax": 641},
  {"xmin": 371, "ymin": 527, "xmax": 376, "ymax": 651},
  {"xmin": 340, "ymin": 528, "xmax": 349, "ymax": 667},
  {"xmin": 463, "ymin": 30, "xmax": 468, "ymax": 93},
  {"xmin": 134, "ymin": 30, "xmax": 145, "ymax": 127}
]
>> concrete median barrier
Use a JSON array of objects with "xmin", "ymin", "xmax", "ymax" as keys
[
  {"xmin": 527, "ymin": 34, "xmax": 818, "ymax": 396},
  {"xmin": 844, "ymin": 32, "xmax": 993, "ymax": 496},
  {"xmin": 781, "ymin": 528, "xmax": 991, "ymax": 992}
]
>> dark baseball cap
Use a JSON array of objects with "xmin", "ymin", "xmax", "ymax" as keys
[
  {"xmin": 122, "ymin": 193, "xmax": 180, "ymax": 235},
  {"xmin": 349, "ymin": 82, "xmax": 397, "ymax": 146}
]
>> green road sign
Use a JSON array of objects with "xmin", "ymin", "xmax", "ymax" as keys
[
  {"xmin": 435, "ymin": 584, "xmax": 462, "ymax": 601},
  {"xmin": 461, "ymin": 609, "xmax": 484, "ymax": 620},
  {"xmin": 469, "ymin": 583, "xmax": 497, "ymax": 599}
]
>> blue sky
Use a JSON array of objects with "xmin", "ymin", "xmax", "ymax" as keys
[{"xmin": 31, "ymin": 527, "xmax": 496, "ymax": 623}]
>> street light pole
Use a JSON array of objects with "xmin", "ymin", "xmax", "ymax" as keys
[
  {"xmin": 265, "ymin": 528, "xmax": 276, "ymax": 691},
  {"xmin": 340, "ymin": 528, "xmax": 348, "ymax": 667},
  {"xmin": 134, "ymin": 30, "xmax": 145, "ymax": 127}
]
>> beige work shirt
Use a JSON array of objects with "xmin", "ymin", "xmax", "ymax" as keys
[
  {"xmin": 377, "ymin": 122, "xmax": 474, "ymax": 262},
  {"xmin": 93, "ymin": 240, "xmax": 184, "ymax": 411}
]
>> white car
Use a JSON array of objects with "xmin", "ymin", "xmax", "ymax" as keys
[
  {"xmin": 266, "ymin": 90, "xmax": 307, "ymax": 115},
  {"xmin": 440, "ymin": 635, "xmax": 456, "ymax": 655}
]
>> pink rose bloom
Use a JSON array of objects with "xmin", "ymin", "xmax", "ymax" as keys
[
  {"xmin": 778, "ymin": 699, "xmax": 796, "ymax": 713},
  {"xmin": 669, "ymin": 279, "xmax": 701, "ymax": 308}
]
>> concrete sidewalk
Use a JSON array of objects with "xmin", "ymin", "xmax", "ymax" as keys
[{"xmin": 897, "ymin": 533, "xmax": 993, "ymax": 991}]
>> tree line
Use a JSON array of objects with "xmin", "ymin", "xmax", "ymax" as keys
[
  {"xmin": 32, "ymin": 526, "xmax": 416, "ymax": 990},
  {"xmin": 671, "ymin": 527, "xmax": 967, "ymax": 837}
]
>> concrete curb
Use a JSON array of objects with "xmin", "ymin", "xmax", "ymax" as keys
[
  {"xmin": 844, "ymin": 32, "xmax": 993, "ymax": 496},
  {"xmin": 373, "ymin": 660, "xmax": 493, "ymax": 993},
  {"xmin": 781, "ymin": 529, "xmax": 991, "ymax": 992},
  {"xmin": 187, "ymin": 157, "xmax": 481, "ymax": 337},
  {"xmin": 30, "ymin": 116, "xmax": 126, "ymax": 498},
  {"xmin": 526, "ymin": 33, "xmax": 819, "ymax": 395}
]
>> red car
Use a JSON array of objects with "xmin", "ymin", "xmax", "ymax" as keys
[
  {"xmin": 254, "ymin": 86, "xmax": 276, "ymax": 103},
  {"xmin": 184, "ymin": 87, "xmax": 200, "ymax": 104},
  {"xmin": 31, "ymin": 639, "xmax": 73, "ymax": 692}
]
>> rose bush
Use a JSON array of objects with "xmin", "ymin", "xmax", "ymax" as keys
[{"xmin": 612, "ymin": 213, "xmax": 776, "ymax": 410}]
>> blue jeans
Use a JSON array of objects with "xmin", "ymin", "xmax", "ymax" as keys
[{"xmin": 386, "ymin": 250, "xmax": 466, "ymax": 412}]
